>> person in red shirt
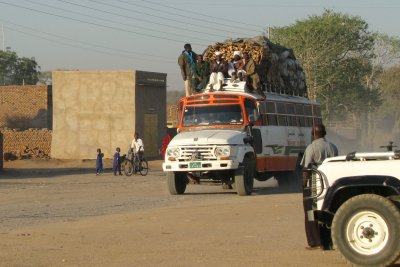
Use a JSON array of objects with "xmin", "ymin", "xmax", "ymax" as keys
[{"xmin": 161, "ymin": 128, "xmax": 175, "ymax": 160}]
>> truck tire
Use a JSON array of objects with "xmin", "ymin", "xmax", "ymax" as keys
[
  {"xmin": 332, "ymin": 194, "xmax": 400, "ymax": 267},
  {"xmin": 167, "ymin": 172, "xmax": 188, "ymax": 195},
  {"xmin": 235, "ymin": 154, "xmax": 255, "ymax": 196}
]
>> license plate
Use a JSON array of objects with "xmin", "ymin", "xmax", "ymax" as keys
[{"xmin": 189, "ymin": 161, "xmax": 201, "ymax": 168}]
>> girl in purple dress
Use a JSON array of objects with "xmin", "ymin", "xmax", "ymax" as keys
[
  {"xmin": 113, "ymin": 147, "xmax": 122, "ymax": 176},
  {"xmin": 96, "ymin": 148, "xmax": 103, "ymax": 175}
]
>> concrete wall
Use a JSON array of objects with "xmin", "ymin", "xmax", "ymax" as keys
[
  {"xmin": 0, "ymin": 85, "xmax": 50, "ymax": 129},
  {"xmin": 51, "ymin": 70, "xmax": 167, "ymax": 159}
]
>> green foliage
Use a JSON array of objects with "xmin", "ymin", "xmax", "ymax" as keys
[
  {"xmin": 0, "ymin": 50, "xmax": 40, "ymax": 85},
  {"xmin": 270, "ymin": 9, "xmax": 378, "ymax": 120},
  {"xmin": 380, "ymin": 67, "xmax": 400, "ymax": 111},
  {"xmin": 377, "ymin": 66, "xmax": 400, "ymax": 132}
]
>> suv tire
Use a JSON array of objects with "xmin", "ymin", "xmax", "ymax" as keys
[{"xmin": 332, "ymin": 194, "xmax": 400, "ymax": 267}]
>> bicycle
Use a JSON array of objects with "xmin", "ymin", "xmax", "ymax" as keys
[{"xmin": 123, "ymin": 149, "xmax": 148, "ymax": 176}]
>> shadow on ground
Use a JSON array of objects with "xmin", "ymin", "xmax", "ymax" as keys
[{"xmin": 0, "ymin": 167, "xmax": 113, "ymax": 179}]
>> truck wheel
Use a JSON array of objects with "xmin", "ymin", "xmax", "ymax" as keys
[
  {"xmin": 235, "ymin": 155, "xmax": 255, "ymax": 196},
  {"xmin": 167, "ymin": 172, "xmax": 188, "ymax": 195},
  {"xmin": 332, "ymin": 194, "xmax": 400, "ymax": 267}
]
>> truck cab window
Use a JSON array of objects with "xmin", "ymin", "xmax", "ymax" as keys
[{"xmin": 182, "ymin": 105, "xmax": 243, "ymax": 126}]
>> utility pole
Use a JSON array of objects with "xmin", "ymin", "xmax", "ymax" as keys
[{"xmin": 1, "ymin": 24, "xmax": 4, "ymax": 51}]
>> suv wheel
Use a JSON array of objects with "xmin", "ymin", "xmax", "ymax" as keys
[{"xmin": 332, "ymin": 194, "xmax": 400, "ymax": 267}]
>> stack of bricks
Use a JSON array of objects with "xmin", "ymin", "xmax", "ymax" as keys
[
  {"xmin": 1, "ymin": 128, "xmax": 52, "ymax": 160},
  {"xmin": 0, "ymin": 85, "xmax": 49, "ymax": 129}
]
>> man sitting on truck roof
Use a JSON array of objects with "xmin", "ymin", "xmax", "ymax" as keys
[
  {"xmin": 228, "ymin": 51, "xmax": 246, "ymax": 83},
  {"xmin": 192, "ymin": 54, "xmax": 210, "ymax": 92},
  {"xmin": 208, "ymin": 51, "xmax": 228, "ymax": 91}
]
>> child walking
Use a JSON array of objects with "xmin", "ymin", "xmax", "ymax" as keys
[
  {"xmin": 96, "ymin": 148, "xmax": 103, "ymax": 175},
  {"xmin": 113, "ymin": 147, "xmax": 122, "ymax": 176}
]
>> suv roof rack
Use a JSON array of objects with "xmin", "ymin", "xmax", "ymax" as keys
[{"xmin": 345, "ymin": 151, "xmax": 399, "ymax": 161}]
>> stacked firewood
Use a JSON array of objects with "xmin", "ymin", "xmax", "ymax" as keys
[
  {"xmin": 202, "ymin": 36, "xmax": 307, "ymax": 97},
  {"xmin": 203, "ymin": 40, "xmax": 265, "ymax": 64}
]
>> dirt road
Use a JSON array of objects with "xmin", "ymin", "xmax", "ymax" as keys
[{"xmin": 0, "ymin": 159, "xmax": 351, "ymax": 266}]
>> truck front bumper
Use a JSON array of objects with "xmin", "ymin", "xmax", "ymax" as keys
[{"xmin": 163, "ymin": 159, "xmax": 239, "ymax": 172}]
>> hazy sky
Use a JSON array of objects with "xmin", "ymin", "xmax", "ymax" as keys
[{"xmin": 0, "ymin": 0, "xmax": 399, "ymax": 91}]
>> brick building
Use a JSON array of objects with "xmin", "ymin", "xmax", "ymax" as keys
[
  {"xmin": 0, "ymin": 85, "xmax": 52, "ymax": 129},
  {"xmin": 0, "ymin": 85, "xmax": 52, "ymax": 162}
]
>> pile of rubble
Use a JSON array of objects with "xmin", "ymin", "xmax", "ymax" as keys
[
  {"xmin": 202, "ymin": 36, "xmax": 307, "ymax": 96},
  {"xmin": 3, "ymin": 146, "xmax": 50, "ymax": 161},
  {"xmin": 1, "ymin": 128, "xmax": 52, "ymax": 161}
]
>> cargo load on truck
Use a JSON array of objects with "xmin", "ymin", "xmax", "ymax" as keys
[{"xmin": 202, "ymin": 36, "xmax": 307, "ymax": 97}]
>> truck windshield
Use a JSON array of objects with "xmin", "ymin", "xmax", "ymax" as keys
[{"xmin": 182, "ymin": 105, "xmax": 243, "ymax": 126}]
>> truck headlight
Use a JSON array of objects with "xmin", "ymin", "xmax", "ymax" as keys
[
  {"xmin": 215, "ymin": 146, "xmax": 230, "ymax": 157},
  {"xmin": 166, "ymin": 147, "xmax": 180, "ymax": 158}
]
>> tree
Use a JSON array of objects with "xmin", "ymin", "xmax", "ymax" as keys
[
  {"xmin": 269, "ymin": 9, "xmax": 382, "ymax": 149},
  {"xmin": 269, "ymin": 9, "xmax": 377, "ymax": 120},
  {"xmin": 0, "ymin": 50, "xmax": 40, "ymax": 85},
  {"xmin": 362, "ymin": 34, "xmax": 400, "ymax": 145},
  {"xmin": 377, "ymin": 67, "xmax": 400, "ymax": 138}
]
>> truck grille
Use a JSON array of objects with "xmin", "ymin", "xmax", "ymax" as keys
[{"xmin": 179, "ymin": 146, "xmax": 216, "ymax": 161}]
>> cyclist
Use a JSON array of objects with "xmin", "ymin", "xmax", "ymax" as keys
[{"xmin": 130, "ymin": 132, "xmax": 144, "ymax": 169}]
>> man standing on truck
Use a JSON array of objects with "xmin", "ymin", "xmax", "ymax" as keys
[
  {"xmin": 243, "ymin": 51, "xmax": 262, "ymax": 95},
  {"xmin": 301, "ymin": 124, "xmax": 338, "ymax": 250},
  {"xmin": 178, "ymin": 43, "xmax": 197, "ymax": 96}
]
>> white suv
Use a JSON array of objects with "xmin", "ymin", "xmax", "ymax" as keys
[{"xmin": 307, "ymin": 151, "xmax": 400, "ymax": 266}]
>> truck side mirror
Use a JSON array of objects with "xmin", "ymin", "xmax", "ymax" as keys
[{"xmin": 248, "ymin": 114, "xmax": 256, "ymax": 124}]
